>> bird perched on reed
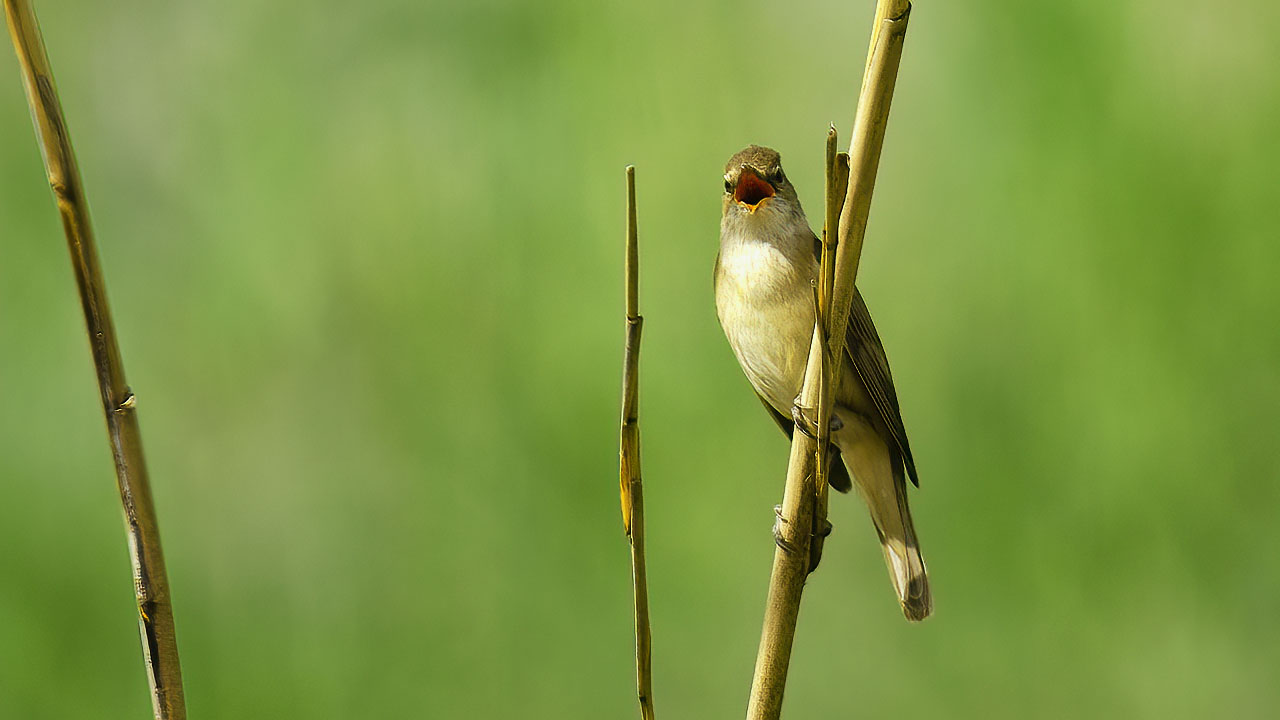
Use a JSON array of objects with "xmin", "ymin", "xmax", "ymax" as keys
[{"xmin": 714, "ymin": 144, "xmax": 930, "ymax": 621}]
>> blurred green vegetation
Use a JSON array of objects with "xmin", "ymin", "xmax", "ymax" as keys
[{"xmin": 2, "ymin": 1, "xmax": 1278, "ymax": 717}]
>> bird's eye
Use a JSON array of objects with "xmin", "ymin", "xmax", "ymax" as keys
[
  {"xmin": 724, "ymin": 178, "xmax": 733, "ymax": 193},
  {"xmin": 772, "ymin": 168, "xmax": 786, "ymax": 184}
]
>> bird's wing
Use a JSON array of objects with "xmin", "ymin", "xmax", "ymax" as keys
[
  {"xmin": 755, "ymin": 392, "xmax": 853, "ymax": 493},
  {"xmin": 845, "ymin": 288, "xmax": 920, "ymax": 487},
  {"xmin": 811, "ymin": 235, "xmax": 919, "ymax": 487}
]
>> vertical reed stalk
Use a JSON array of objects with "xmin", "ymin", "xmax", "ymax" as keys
[
  {"xmin": 809, "ymin": 127, "xmax": 850, "ymax": 573},
  {"xmin": 619, "ymin": 166, "xmax": 655, "ymax": 720},
  {"xmin": 744, "ymin": 3, "xmax": 912, "ymax": 718},
  {"xmin": 4, "ymin": 2, "xmax": 186, "ymax": 718}
]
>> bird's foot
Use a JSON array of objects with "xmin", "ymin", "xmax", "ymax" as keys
[
  {"xmin": 807, "ymin": 517, "xmax": 834, "ymax": 573},
  {"xmin": 790, "ymin": 397, "xmax": 843, "ymax": 438},
  {"xmin": 790, "ymin": 398, "xmax": 818, "ymax": 439},
  {"xmin": 772, "ymin": 505, "xmax": 797, "ymax": 554},
  {"xmin": 813, "ymin": 515, "xmax": 833, "ymax": 539}
]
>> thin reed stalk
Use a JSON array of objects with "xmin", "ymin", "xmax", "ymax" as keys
[
  {"xmin": 4, "ymin": 2, "xmax": 186, "ymax": 718},
  {"xmin": 809, "ymin": 127, "xmax": 850, "ymax": 573},
  {"xmin": 618, "ymin": 166, "xmax": 655, "ymax": 720}
]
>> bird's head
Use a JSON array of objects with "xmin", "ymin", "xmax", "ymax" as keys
[{"xmin": 721, "ymin": 145, "xmax": 802, "ymax": 226}]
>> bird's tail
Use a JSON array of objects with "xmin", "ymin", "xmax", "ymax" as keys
[
  {"xmin": 840, "ymin": 424, "xmax": 932, "ymax": 621},
  {"xmin": 870, "ymin": 480, "xmax": 931, "ymax": 621}
]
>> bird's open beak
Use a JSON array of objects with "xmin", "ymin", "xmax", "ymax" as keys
[{"xmin": 734, "ymin": 168, "xmax": 775, "ymax": 211}]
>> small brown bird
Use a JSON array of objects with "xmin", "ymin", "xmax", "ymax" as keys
[{"xmin": 714, "ymin": 144, "xmax": 931, "ymax": 621}]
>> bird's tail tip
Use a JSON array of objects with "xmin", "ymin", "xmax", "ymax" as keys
[
  {"xmin": 900, "ymin": 570, "xmax": 932, "ymax": 622},
  {"xmin": 884, "ymin": 541, "xmax": 932, "ymax": 622}
]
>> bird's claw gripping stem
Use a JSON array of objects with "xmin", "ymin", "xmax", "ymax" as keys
[
  {"xmin": 791, "ymin": 396, "xmax": 843, "ymax": 439},
  {"xmin": 772, "ymin": 505, "xmax": 797, "ymax": 554},
  {"xmin": 807, "ymin": 516, "xmax": 834, "ymax": 573}
]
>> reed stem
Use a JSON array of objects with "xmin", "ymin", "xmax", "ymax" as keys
[{"xmin": 4, "ymin": 3, "xmax": 186, "ymax": 718}]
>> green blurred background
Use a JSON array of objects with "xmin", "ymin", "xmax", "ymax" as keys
[{"xmin": 2, "ymin": 1, "xmax": 1278, "ymax": 717}]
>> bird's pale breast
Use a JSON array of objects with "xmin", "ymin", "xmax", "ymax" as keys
[{"xmin": 715, "ymin": 234, "xmax": 818, "ymax": 412}]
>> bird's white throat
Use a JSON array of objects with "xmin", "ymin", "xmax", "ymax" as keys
[{"xmin": 717, "ymin": 233, "xmax": 800, "ymax": 295}]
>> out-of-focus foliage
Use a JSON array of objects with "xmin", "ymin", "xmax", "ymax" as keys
[{"xmin": 1, "ymin": 1, "xmax": 1277, "ymax": 717}]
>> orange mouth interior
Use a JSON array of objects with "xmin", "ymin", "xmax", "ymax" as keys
[{"xmin": 734, "ymin": 171, "xmax": 775, "ymax": 209}]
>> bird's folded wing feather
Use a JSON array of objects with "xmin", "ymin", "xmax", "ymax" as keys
[
  {"xmin": 845, "ymin": 288, "xmax": 920, "ymax": 486},
  {"xmin": 810, "ymin": 234, "xmax": 919, "ymax": 486}
]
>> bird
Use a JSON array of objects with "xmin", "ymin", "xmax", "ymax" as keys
[{"xmin": 714, "ymin": 144, "xmax": 931, "ymax": 621}]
